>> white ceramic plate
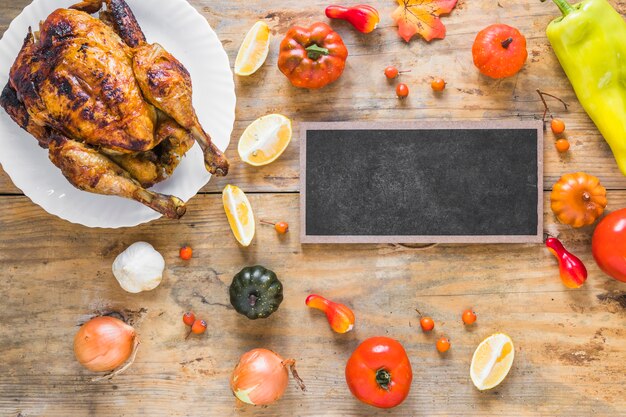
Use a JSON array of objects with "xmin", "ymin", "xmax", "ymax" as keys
[{"xmin": 0, "ymin": 0, "xmax": 235, "ymax": 228}]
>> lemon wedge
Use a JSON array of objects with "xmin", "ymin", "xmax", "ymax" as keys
[
  {"xmin": 470, "ymin": 333, "xmax": 515, "ymax": 391},
  {"xmin": 234, "ymin": 21, "xmax": 271, "ymax": 76},
  {"xmin": 222, "ymin": 185, "xmax": 255, "ymax": 247},
  {"xmin": 238, "ymin": 114, "xmax": 292, "ymax": 166}
]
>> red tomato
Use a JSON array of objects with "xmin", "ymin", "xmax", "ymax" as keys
[
  {"xmin": 345, "ymin": 336, "xmax": 412, "ymax": 408},
  {"xmin": 592, "ymin": 208, "xmax": 626, "ymax": 283}
]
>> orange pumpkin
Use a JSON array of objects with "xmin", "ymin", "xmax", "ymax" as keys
[
  {"xmin": 550, "ymin": 172, "xmax": 607, "ymax": 228},
  {"xmin": 472, "ymin": 24, "xmax": 527, "ymax": 79}
]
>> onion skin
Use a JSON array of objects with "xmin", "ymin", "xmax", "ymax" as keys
[
  {"xmin": 74, "ymin": 316, "xmax": 136, "ymax": 372},
  {"xmin": 230, "ymin": 348, "xmax": 290, "ymax": 406}
]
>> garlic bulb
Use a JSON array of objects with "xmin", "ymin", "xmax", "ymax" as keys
[{"xmin": 112, "ymin": 242, "xmax": 165, "ymax": 293}]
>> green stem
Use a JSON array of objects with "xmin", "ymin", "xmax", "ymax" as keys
[
  {"xmin": 306, "ymin": 44, "xmax": 329, "ymax": 60},
  {"xmin": 549, "ymin": 0, "xmax": 575, "ymax": 16}
]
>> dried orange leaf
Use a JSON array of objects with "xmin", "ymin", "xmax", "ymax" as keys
[{"xmin": 391, "ymin": 0, "xmax": 458, "ymax": 42}]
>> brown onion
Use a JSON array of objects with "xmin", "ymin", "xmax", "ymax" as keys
[
  {"xmin": 74, "ymin": 316, "xmax": 136, "ymax": 372},
  {"xmin": 230, "ymin": 348, "xmax": 305, "ymax": 406}
]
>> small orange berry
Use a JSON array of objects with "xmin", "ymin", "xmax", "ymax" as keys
[
  {"xmin": 183, "ymin": 311, "xmax": 195, "ymax": 326},
  {"xmin": 275, "ymin": 222, "xmax": 289, "ymax": 234},
  {"xmin": 396, "ymin": 83, "xmax": 409, "ymax": 99},
  {"xmin": 436, "ymin": 336, "xmax": 451, "ymax": 353},
  {"xmin": 555, "ymin": 139, "xmax": 570, "ymax": 153},
  {"xmin": 551, "ymin": 118, "xmax": 566, "ymax": 135},
  {"xmin": 462, "ymin": 309, "xmax": 477, "ymax": 325},
  {"xmin": 431, "ymin": 78, "xmax": 446, "ymax": 92},
  {"xmin": 384, "ymin": 66, "xmax": 399, "ymax": 79},
  {"xmin": 420, "ymin": 317, "xmax": 435, "ymax": 332},
  {"xmin": 179, "ymin": 246, "xmax": 193, "ymax": 260},
  {"xmin": 191, "ymin": 319, "xmax": 207, "ymax": 335}
]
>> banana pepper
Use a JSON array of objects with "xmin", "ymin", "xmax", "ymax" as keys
[{"xmin": 546, "ymin": 0, "xmax": 626, "ymax": 175}]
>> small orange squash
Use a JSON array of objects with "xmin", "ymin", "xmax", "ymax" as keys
[{"xmin": 551, "ymin": 172, "xmax": 607, "ymax": 228}]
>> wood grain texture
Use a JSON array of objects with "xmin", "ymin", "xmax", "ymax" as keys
[
  {"xmin": 1, "ymin": 193, "xmax": 625, "ymax": 416},
  {"xmin": 0, "ymin": 0, "xmax": 625, "ymax": 416}
]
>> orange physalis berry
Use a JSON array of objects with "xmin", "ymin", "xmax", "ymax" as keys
[
  {"xmin": 462, "ymin": 309, "xmax": 477, "ymax": 325},
  {"xmin": 179, "ymin": 246, "xmax": 193, "ymax": 260},
  {"xmin": 436, "ymin": 336, "xmax": 451, "ymax": 353}
]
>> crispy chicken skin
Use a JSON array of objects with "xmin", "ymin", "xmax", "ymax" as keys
[
  {"xmin": 10, "ymin": 9, "xmax": 159, "ymax": 154},
  {"xmin": 0, "ymin": 0, "xmax": 229, "ymax": 218},
  {"xmin": 0, "ymin": 82, "xmax": 49, "ymax": 147}
]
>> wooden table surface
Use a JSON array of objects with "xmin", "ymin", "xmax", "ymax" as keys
[{"xmin": 1, "ymin": 0, "xmax": 625, "ymax": 416}]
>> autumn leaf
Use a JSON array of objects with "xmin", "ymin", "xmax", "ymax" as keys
[{"xmin": 392, "ymin": 0, "xmax": 458, "ymax": 42}]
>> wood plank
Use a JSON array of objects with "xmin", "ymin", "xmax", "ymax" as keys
[
  {"xmin": 1, "ymin": 0, "xmax": 626, "ymax": 194},
  {"xmin": 0, "ymin": 192, "xmax": 624, "ymax": 416}
]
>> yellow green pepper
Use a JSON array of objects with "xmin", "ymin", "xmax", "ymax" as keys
[{"xmin": 546, "ymin": 0, "xmax": 626, "ymax": 175}]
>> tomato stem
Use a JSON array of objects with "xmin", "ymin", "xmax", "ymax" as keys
[
  {"xmin": 375, "ymin": 368, "xmax": 392, "ymax": 391},
  {"xmin": 501, "ymin": 37, "xmax": 513, "ymax": 48},
  {"xmin": 306, "ymin": 44, "xmax": 330, "ymax": 60}
]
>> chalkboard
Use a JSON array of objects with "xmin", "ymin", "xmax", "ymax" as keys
[{"xmin": 300, "ymin": 121, "xmax": 543, "ymax": 244}]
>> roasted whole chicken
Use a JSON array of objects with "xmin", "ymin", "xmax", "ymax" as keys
[{"xmin": 0, "ymin": 0, "xmax": 229, "ymax": 219}]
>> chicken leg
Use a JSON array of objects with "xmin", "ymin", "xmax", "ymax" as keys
[
  {"xmin": 49, "ymin": 135, "xmax": 186, "ymax": 219},
  {"xmin": 132, "ymin": 44, "xmax": 229, "ymax": 176},
  {"xmin": 2, "ymin": 82, "xmax": 187, "ymax": 218}
]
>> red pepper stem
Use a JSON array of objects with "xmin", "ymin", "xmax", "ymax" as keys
[
  {"xmin": 549, "ymin": 0, "xmax": 575, "ymax": 16},
  {"xmin": 306, "ymin": 44, "xmax": 330, "ymax": 60}
]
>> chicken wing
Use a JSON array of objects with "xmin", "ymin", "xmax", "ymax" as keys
[{"xmin": 0, "ymin": 82, "xmax": 49, "ymax": 148}]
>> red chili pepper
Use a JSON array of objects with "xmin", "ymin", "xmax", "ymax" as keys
[
  {"xmin": 325, "ymin": 4, "xmax": 380, "ymax": 34},
  {"xmin": 545, "ymin": 237, "xmax": 588, "ymax": 288},
  {"xmin": 306, "ymin": 294, "xmax": 355, "ymax": 333}
]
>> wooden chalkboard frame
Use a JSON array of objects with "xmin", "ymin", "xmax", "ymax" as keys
[{"xmin": 300, "ymin": 121, "xmax": 543, "ymax": 244}]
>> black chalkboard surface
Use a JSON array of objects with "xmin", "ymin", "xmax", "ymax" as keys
[{"xmin": 300, "ymin": 121, "xmax": 543, "ymax": 244}]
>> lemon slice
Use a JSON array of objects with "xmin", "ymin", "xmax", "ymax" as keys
[
  {"xmin": 234, "ymin": 21, "xmax": 271, "ymax": 76},
  {"xmin": 238, "ymin": 114, "xmax": 292, "ymax": 166},
  {"xmin": 222, "ymin": 185, "xmax": 255, "ymax": 247},
  {"xmin": 470, "ymin": 333, "xmax": 515, "ymax": 391}
]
